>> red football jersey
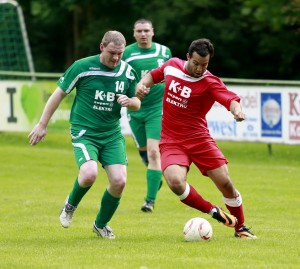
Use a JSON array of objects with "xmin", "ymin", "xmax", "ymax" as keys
[{"xmin": 150, "ymin": 57, "xmax": 240, "ymax": 140}]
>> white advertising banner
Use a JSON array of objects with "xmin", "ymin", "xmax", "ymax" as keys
[
  {"xmin": 0, "ymin": 80, "xmax": 72, "ymax": 132},
  {"xmin": 1, "ymin": 81, "xmax": 299, "ymax": 144},
  {"xmin": 207, "ymin": 85, "xmax": 300, "ymax": 144}
]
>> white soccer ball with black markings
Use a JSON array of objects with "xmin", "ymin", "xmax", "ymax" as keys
[{"xmin": 183, "ymin": 217, "xmax": 213, "ymax": 242}]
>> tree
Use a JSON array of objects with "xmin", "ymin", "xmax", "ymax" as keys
[{"xmin": 16, "ymin": 0, "xmax": 300, "ymax": 79}]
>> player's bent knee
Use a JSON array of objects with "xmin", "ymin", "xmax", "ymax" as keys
[
  {"xmin": 79, "ymin": 162, "xmax": 98, "ymax": 185},
  {"xmin": 165, "ymin": 175, "xmax": 182, "ymax": 188},
  {"xmin": 147, "ymin": 148, "xmax": 160, "ymax": 162},
  {"xmin": 81, "ymin": 168, "xmax": 98, "ymax": 179},
  {"xmin": 110, "ymin": 178, "xmax": 126, "ymax": 192}
]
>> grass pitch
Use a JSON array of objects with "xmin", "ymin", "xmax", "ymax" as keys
[{"xmin": 0, "ymin": 130, "xmax": 299, "ymax": 269}]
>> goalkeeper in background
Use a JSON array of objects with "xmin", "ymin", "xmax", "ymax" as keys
[{"xmin": 122, "ymin": 19, "xmax": 172, "ymax": 212}]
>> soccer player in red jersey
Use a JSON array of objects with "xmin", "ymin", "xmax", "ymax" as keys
[{"xmin": 136, "ymin": 38, "xmax": 256, "ymax": 239}]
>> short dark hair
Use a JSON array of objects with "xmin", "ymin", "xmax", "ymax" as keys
[
  {"xmin": 134, "ymin": 19, "xmax": 153, "ymax": 28},
  {"xmin": 188, "ymin": 38, "xmax": 214, "ymax": 58}
]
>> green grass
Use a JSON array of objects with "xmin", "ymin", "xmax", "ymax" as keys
[{"xmin": 0, "ymin": 130, "xmax": 299, "ymax": 269}]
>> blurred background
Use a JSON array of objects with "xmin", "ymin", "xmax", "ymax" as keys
[{"xmin": 5, "ymin": 0, "xmax": 300, "ymax": 80}]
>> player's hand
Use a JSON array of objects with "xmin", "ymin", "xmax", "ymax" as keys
[
  {"xmin": 135, "ymin": 83, "xmax": 150, "ymax": 100},
  {"xmin": 233, "ymin": 111, "xmax": 245, "ymax": 122},
  {"xmin": 28, "ymin": 123, "xmax": 47, "ymax": 145},
  {"xmin": 116, "ymin": 94, "xmax": 131, "ymax": 107}
]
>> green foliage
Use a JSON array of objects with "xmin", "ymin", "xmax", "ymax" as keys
[
  {"xmin": 240, "ymin": 0, "xmax": 300, "ymax": 78},
  {"xmin": 14, "ymin": 0, "xmax": 300, "ymax": 79},
  {"xmin": 0, "ymin": 131, "xmax": 299, "ymax": 268}
]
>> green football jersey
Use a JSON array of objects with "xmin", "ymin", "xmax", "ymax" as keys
[
  {"xmin": 57, "ymin": 55, "xmax": 138, "ymax": 132},
  {"xmin": 123, "ymin": 42, "xmax": 172, "ymax": 110}
]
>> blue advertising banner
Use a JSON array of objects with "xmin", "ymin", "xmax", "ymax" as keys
[{"xmin": 261, "ymin": 93, "xmax": 282, "ymax": 138}]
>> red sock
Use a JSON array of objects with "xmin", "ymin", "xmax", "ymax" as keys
[
  {"xmin": 181, "ymin": 185, "xmax": 213, "ymax": 213},
  {"xmin": 226, "ymin": 204, "xmax": 245, "ymax": 230}
]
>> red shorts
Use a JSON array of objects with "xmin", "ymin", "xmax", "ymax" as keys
[{"xmin": 159, "ymin": 137, "xmax": 228, "ymax": 176}]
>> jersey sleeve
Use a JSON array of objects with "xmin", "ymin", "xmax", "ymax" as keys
[
  {"xmin": 125, "ymin": 64, "xmax": 138, "ymax": 98},
  {"xmin": 207, "ymin": 76, "xmax": 240, "ymax": 110},
  {"xmin": 149, "ymin": 59, "xmax": 171, "ymax": 83},
  {"xmin": 57, "ymin": 60, "xmax": 80, "ymax": 94}
]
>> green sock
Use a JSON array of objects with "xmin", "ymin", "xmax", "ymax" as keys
[
  {"xmin": 95, "ymin": 190, "xmax": 121, "ymax": 228},
  {"xmin": 146, "ymin": 169, "xmax": 162, "ymax": 202},
  {"xmin": 68, "ymin": 178, "xmax": 91, "ymax": 207}
]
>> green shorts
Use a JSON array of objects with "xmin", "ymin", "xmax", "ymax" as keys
[
  {"xmin": 70, "ymin": 126, "xmax": 127, "ymax": 168},
  {"xmin": 127, "ymin": 106, "xmax": 162, "ymax": 148}
]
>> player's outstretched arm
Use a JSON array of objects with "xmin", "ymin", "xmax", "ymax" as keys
[
  {"xmin": 28, "ymin": 87, "xmax": 67, "ymax": 145},
  {"xmin": 135, "ymin": 73, "xmax": 154, "ymax": 100}
]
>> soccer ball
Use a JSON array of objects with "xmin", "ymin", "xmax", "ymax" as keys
[{"xmin": 183, "ymin": 217, "xmax": 213, "ymax": 242}]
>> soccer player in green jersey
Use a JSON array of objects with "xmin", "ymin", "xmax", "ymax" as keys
[
  {"xmin": 28, "ymin": 31, "xmax": 141, "ymax": 239},
  {"xmin": 122, "ymin": 19, "xmax": 172, "ymax": 212}
]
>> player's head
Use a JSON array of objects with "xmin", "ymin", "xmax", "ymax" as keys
[
  {"xmin": 186, "ymin": 38, "xmax": 214, "ymax": 78},
  {"xmin": 100, "ymin": 31, "xmax": 126, "ymax": 69},
  {"xmin": 133, "ymin": 19, "xmax": 154, "ymax": 48},
  {"xmin": 188, "ymin": 38, "xmax": 214, "ymax": 59}
]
